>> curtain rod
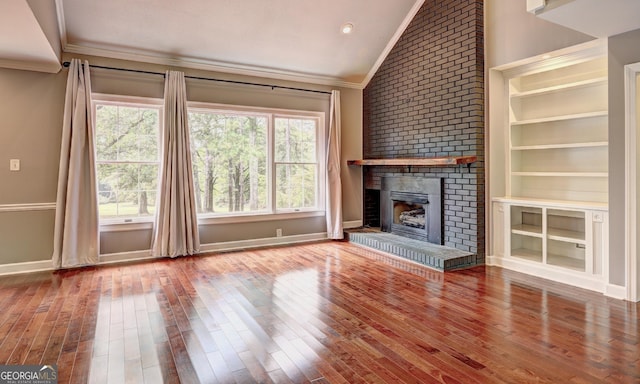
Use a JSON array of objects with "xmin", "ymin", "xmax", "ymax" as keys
[{"xmin": 62, "ymin": 61, "xmax": 332, "ymax": 95}]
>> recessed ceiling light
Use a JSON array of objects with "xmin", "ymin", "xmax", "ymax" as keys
[{"xmin": 341, "ymin": 23, "xmax": 354, "ymax": 34}]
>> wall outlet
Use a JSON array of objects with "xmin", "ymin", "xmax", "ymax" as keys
[
  {"xmin": 9, "ymin": 159, "xmax": 20, "ymax": 171},
  {"xmin": 276, "ymin": 228, "xmax": 282, "ymax": 237}
]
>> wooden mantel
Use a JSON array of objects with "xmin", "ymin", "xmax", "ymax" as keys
[{"xmin": 347, "ymin": 155, "xmax": 477, "ymax": 167}]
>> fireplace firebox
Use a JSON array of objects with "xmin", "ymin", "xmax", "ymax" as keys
[{"xmin": 381, "ymin": 177, "xmax": 443, "ymax": 245}]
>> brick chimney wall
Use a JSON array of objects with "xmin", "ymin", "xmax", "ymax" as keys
[{"xmin": 362, "ymin": 0, "xmax": 485, "ymax": 258}]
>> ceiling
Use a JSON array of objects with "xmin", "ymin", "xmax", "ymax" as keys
[
  {"xmin": 4, "ymin": 0, "xmax": 640, "ymax": 88},
  {"xmin": 0, "ymin": 0, "xmax": 424, "ymax": 88},
  {"xmin": 0, "ymin": 0, "xmax": 60, "ymax": 73},
  {"xmin": 532, "ymin": 0, "xmax": 640, "ymax": 38}
]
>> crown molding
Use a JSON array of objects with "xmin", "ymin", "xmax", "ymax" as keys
[
  {"xmin": 361, "ymin": 0, "xmax": 426, "ymax": 88},
  {"xmin": 495, "ymin": 38, "xmax": 606, "ymax": 79},
  {"xmin": 63, "ymin": 44, "xmax": 364, "ymax": 90},
  {"xmin": 0, "ymin": 59, "xmax": 60, "ymax": 73},
  {"xmin": 54, "ymin": 0, "xmax": 67, "ymax": 50}
]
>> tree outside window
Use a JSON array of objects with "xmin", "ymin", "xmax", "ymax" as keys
[
  {"xmin": 189, "ymin": 111, "xmax": 268, "ymax": 214},
  {"xmin": 275, "ymin": 117, "xmax": 318, "ymax": 210},
  {"xmin": 94, "ymin": 101, "xmax": 161, "ymax": 219},
  {"xmin": 188, "ymin": 106, "xmax": 322, "ymax": 217}
]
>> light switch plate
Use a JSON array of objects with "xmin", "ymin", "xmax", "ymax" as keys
[{"xmin": 9, "ymin": 159, "xmax": 20, "ymax": 171}]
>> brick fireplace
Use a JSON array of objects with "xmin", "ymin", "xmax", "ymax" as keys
[{"xmin": 362, "ymin": 0, "xmax": 484, "ymax": 260}]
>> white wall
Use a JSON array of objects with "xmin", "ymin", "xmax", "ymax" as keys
[
  {"xmin": 485, "ymin": 0, "xmax": 593, "ymax": 69},
  {"xmin": 608, "ymin": 28, "xmax": 640, "ymax": 286}
]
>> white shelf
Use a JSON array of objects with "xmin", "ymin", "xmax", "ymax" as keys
[
  {"xmin": 511, "ymin": 224, "xmax": 543, "ymax": 237},
  {"xmin": 512, "ymin": 172, "xmax": 608, "ymax": 177},
  {"xmin": 511, "ymin": 111, "xmax": 608, "ymax": 126},
  {"xmin": 511, "ymin": 77, "xmax": 607, "ymax": 98},
  {"xmin": 493, "ymin": 197, "xmax": 608, "ymax": 211},
  {"xmin": 547, "ymin": 227, "xmax": 586, "ymax": 244},
  {"xmin": 547, "ymin": 253, "xmax": 585, "ymax": 271},
  {"xmin": 510, "ymin": 248, "xmax": 542, "ymax": 263},
  {"xmin": 511, "ymin": 248, "xmax": 585, "ymax": 272},
  {"xmin": 511, "ymin": 142, "xmax": 608, "ymax": 151}
]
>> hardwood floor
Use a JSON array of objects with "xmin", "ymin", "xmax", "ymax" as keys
[{"xmin": 0, "ymin": 242, "xmax": 638, "ymax": 383}]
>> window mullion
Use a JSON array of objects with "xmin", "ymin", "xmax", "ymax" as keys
[{"xmin": 268, "ymin": 113, "xmax": 276, "ymax": 214}]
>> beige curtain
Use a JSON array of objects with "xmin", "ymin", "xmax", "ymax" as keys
[
  {"xmin": 326, "ymin": 90, "xmax": 343, "ymax": 239},
  {"xmin": 52, "ymin": 59, "xmax": 99, "ymax": 269},
  {"xmin": 152, "ymin": 70, "xmax": 200, "ymax": 257}
]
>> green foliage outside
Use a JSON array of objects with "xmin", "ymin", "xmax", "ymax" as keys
[
  {"xmin": 189, "ymin": 111, "xmax": 268, "ymax": 214},
  {"xmin": 274, "ymin": 117, "xmax": 318, "ymax": 209},
  {"xmin": 94, "ymin": 103, "xmax": 319, "ymax": 219},
  {"xmin": 189, "ymin": 112, "xmax": 318, "ymax": 214},
  {"xmin": 95, "ymin": 104, "xmax": 159, "ymax": 218}
]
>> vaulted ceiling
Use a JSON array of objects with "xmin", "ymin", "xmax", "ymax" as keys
[
  {"xmin": 0, "ymin": 0, "xmax": 424, "ymax": 88},
  {"xmin": 4, "ymin": 0, "xmax": 640, "ymax": 89}
]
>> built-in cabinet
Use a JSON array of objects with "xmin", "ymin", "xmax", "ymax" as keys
[
  {"xmin": 492, "ymin": 199, "xmax": 608, "ymax": 291},
  {"xmin": 489, "ymin": 40, "xmax": 610, "ymax": 293}
]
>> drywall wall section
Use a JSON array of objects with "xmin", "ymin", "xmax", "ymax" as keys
[
  {"xmin": 484, "ymin": 0, "xmax": 594, "ymax": 68},
  {"xmin": 608, "ymin": 28, "xmax": 640, "ymax": 286}
]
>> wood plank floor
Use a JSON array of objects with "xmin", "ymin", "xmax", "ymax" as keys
[{"xmin": 0, "ymin": 241, "xmax": 638, "ymax": 383}]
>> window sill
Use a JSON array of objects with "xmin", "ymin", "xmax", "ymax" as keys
[
  {"xmin": 98, "ymin": 210, "xmax": 325, "ymax": 232},
  {"xmin": 197, "ymin": 210, "xmax": 325, "ymax": 225},
  {"xmin": 99, "ymin": 220, "xmax": 154, "ymax": 233}
]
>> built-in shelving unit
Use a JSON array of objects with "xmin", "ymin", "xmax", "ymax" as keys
[
  {"xmin": 507, "ymin": 51, "xmax": 608, "ymax": 204},
  {"xmin": 489, "ymin": 40, "xmax": 610, "ymax": 294}
]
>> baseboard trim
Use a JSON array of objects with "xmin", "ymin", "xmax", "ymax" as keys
[
  {"xmin": 0, "ymin": 260, "xmax": 54, "ymax": 276},
  {"xmin": 604, "ymin": 284, "xmax": 627, "ymax": 300},
  {"xmin": 98, "ymin": 232, "xmax": 328, "ymax": 265},
  {"xmin": 199, "ymin": 232, "xmax": 328, "ymax": 253},
  {"xmin": 343, "ymin": 220, "xmax": 363, "ymax": 229},
  {"xmin": 0, "ymin": 232, "xmax": 331, "ymax": 276},
  {"xmin": 486, "ymin": 255, "xmax": 606, "ymax": 294},
  {"xmin": 99, "ymin": 250, "xmax": 155, "ymax": 265}
]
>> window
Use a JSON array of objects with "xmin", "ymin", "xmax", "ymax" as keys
[
  {"xmin": 188, "ymin": 104, "xmax": 324, "ymax": 218},
  {"xmin": 189, "ymin": 110, "xmax": 268, "ymax": 215},
  {"xmin": 93, "ymin": 96, "xmax": 162, "ymax": 221},
  {"xmin": 275, "ymin": 117, "xmax": 318, "ymax": 209}
]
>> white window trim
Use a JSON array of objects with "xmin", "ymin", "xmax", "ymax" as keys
[
  {"xmin": 93, "ymin": 93, "xmax": 163, "ymax": 107},
  {"xmin": 187, "ymin": 101, "xmax": 326, "ymax": 221},
  {"xmin": 197, "ymin": 210, "xmax": 324, "ymax": 225},
  {"xmin": 92, "ymin": 93, "xmax": 164, "ymax": 227},
  {"xmin": 100, "ymin": 221, "xmax": 154, "ymax": 233}
]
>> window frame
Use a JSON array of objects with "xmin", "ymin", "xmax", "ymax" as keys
[
  {"xmin": 187, "ymin": 102, "xmax": 326, "ymax": 224},
  {"xmin": 92, "ymin": 93, "xmax": 164, "ymax": 229}
]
